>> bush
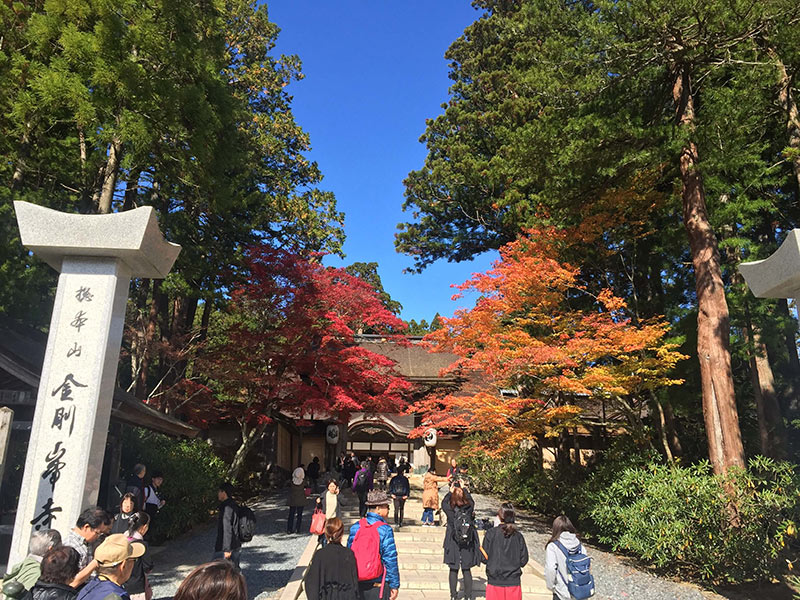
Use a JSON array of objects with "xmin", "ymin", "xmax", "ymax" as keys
[
  {"xmin": 121, "ymin": 428, "xmax": 228, "ymax": 543},
  {"xmin": 587, "ymin": 456, "xmax": 800, "ymax": 583}
]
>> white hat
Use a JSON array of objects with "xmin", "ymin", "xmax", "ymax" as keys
[{"xmin": 292, "ymin": 467, "xmax": 304, "ymax": 485}]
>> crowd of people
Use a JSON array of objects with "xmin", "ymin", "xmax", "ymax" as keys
[
  {"xmin": 301, "ymin": 455, "xmax": 591, "ymax": 600},
  {"xmin": 4, "ymin": 456, "xmax": 591, "ymax": 600}
]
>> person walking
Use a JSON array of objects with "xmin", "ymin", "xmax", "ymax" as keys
[
  {"xmin": 347, "ymin": 491, "xmax": 400, "ymax": 600},
  {"xmin": 316, "ymin": 480, "xmax": 346, "ymax": 546},
  {"xmin": 388, "ymin": 471, "xmax": 409, "ymax": 528},
  {"xmin": 215, "ymin": 482, "xmax": 242, "ymax": 570},
  {"xmin": 342, "ymin": 454, "xmax": 356, "ymax": 488},
  {"xmin": 123, "ymin": 513, "xmax": 153, "ymax": 600},
  {"xmin": 29, "ymin": 546, "xmax": 80, "ymax": 600},
  {"xmin": 305, "ymin": 517, "xmax": 359, "ymax": 600},
  {"xmin": 441, "ymin": 485, "xmax": 480, "ymax": 600},
  {"xmin": 75, "ymin": 535, "xmax": 145, "ymax": 600},
  {"xmin": 421, "ymin": 468, "xmax": 448, "ymax": 526},
  {"xmin": 374, "ymin": 458, "xmax": 389, "ymax": 491},
  {"xmin": 482, "ymin": 504, "xmax": 528, "ymax": 600},
  {"xmin": 545, "ymin": 516, "xmax": 586, "ymax": 600},
  {"xmin": 173, "ymin": 561, "xmax": 247, "ymax": 600},
  {"xmin": 288, "ymin": 467, "xmax": 307, "ymax": 534},
  {"xmin": 396, "ymin": 457, "xmax": 411, "ymax": 476},
  {"xmin": 352, "ymin": 462, "xmax": 374, "ymax": 518},
  {"xmin": 308, "ymin": 457, "xmax": 322, "ymax": 494}
]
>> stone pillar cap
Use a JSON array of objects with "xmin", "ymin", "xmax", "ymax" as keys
[
  {"xmin": 14, "ymin": 201, "xmax": 181, "ymax": 278},
  {"xmin": 739, "ymin": 229, "xmax": 800, "ymax": 299}
]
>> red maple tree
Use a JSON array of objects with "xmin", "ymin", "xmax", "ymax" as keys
[{"xmin": 190, "ymin": 245, "xmax": 412, "ymax": 477}]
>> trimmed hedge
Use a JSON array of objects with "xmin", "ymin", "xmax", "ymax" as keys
[
  {"xmin": 463, "ymin": 440, "xmax": 800, "ymax": 584},
  {"xmin": 121, "ymin": 428, "xmax": 228, "ymax": 543}
]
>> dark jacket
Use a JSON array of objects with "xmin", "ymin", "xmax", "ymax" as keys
[
  {"xmin": 307, "ymin": 460, "xmax": 321, "ymax": 480},
  {"xmin": 347, "ymin": 513, "xmax": 400, "ymax": 590},
  {"xmin": 441, "ymin": 491, "xmax": 481, "ymax": 569},
  {"xmin": 215, "ymin": 498, "xmax": 241, "ymax": 553},
  {"xmin": 125, "ymin": 476, "xmax": 145, "ymax": 510},
  {"xmin": 482, "ymin": 525, "xmax": 529, "ymax": 587},
  {"xmin": 123, "ymin": 538, "xmax": 153, "ymax": 595},
  {"xmin": 305, "ymin": 543, "xmax": 359, "ymax": 600},
  {"xmin": 76, "ymin": 578, "xmax": 129, "ymax": 600},
  {"xmin": 388, "ymin": 474, "xmax": 410, "ymax": 498},
  {"xmin": 31, "ymin": 582, "xmax": 77, "ymax": 600},
  {"xmin": 111, "ymin": 511, "xmax": 134, "ymax": 535},
  {"xmin": 352, "ymin": 467, "xmax": 373, "ymax": 494},
  {"xmin": 289, "ymin": 483, "xmax": 307, "ymax": 507}
]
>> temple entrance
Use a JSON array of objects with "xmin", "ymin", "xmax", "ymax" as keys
[{"xmin": 347, "ymin": 421, "xmax": 413, "ymax": 465}]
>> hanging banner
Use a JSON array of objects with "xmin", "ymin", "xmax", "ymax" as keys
[{"xmin": 326, "ymin": 424, "xmax": 340, "ymax": 445}]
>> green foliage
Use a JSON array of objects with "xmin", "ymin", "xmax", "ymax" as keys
[
  {"xmin": 121, "ymin": 428, "xmax": 227, "ymax": 543},
  {"xmin": 466, "ymin": 440, "xmax": 799, "ymax": 584}
]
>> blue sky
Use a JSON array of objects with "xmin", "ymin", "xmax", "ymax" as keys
[{"xmin": 265, "ymin": 1, "xmax": 498, "ymax": 323}]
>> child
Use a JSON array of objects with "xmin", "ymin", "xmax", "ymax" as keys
[{"xmin": 124, "ymin": 512, "xmax": 154, "ymax": 600}]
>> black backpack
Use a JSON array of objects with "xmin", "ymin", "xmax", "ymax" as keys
[
  {"xmin": 237, "ymin": 504, "xmax": 257, "ymax": 542},
  {"xmin": 452, "ymin": 505, "xmax": 475, "ymax": 547},
  {"xmin": 354, "ymin": 469, "xmax": 369, "ymax": 491}
]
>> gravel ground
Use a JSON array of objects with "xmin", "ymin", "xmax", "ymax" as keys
[
  {"xmin": 148, "ymin": 490, "xmax": 314, "ymax": 600},
  {"xmin": 470, "ymin": 492, "xmax": 723, "ymax": 600}
]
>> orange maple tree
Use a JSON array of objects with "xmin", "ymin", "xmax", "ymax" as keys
[{"xmin": 410, "ymin": 228, "xmax": 685, "ymax": 454}]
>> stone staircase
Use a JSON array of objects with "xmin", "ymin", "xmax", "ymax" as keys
[{"xmin": 331, "ymin": 480, "xmax": 551, "ymax": 600}]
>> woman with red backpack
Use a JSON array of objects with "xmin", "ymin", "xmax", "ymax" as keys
[{"xmin": 441, "ymin": 483, "xmax": 480, "ymax": 600}]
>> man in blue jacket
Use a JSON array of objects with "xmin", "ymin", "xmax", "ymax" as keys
[{"xmin": 348, "ymin": 490, "xmax": 400, "ymax": 600}]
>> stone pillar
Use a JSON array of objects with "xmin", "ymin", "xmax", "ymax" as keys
[{"xmin": 9, "ymin": 202, "xmax": 180, "ymax": 565}]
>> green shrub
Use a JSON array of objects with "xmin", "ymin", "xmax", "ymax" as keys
[
  {"xmin": 121, "ymin": 428, "xmax": 228, "ymax": 543},
  {"xmin": 587, "ymin": 456, "xmax": 800, "ymax": 583}
]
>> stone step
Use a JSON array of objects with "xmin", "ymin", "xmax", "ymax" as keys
[
  {"xmin": 399, "ymin": 572, "xmax": 546, "ymax": 593},
  {"xmin": 398, "ymin": 592, "xmax": 552, "ymax": 600}
]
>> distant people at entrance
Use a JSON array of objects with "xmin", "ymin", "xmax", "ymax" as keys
[
  {"xmin": 173, "ymin": 561, "xmax": 247, "ymax": 600},
  {"xmin": 396, "ymin": 457, "xmax": 411, "ymax": 476},
  {"xmin": 421, "ymin": 468, "xmax": 449, "ymax": 526},
  {"xmin": 347, "ymin": 491, "xmax": 400, "ymax": 600},
  {"xmin": 374, "ymin": 457, "xmax": 389, "ymax": 491},
  {"xmin": 288, "ymin": 467, "xmax": 307, "ymax": 533},
  {"xmin": 353, "ymin": 463, "xmax": 374, "ymax": 517},
  {"xmin": 305, "ymin": 517, "xmax": 359, "ymax": 600},
  {"xmin": 442, "ymin": 485, "xmax": 480, "ymax": 600},
  {"xmin": 482, "ymin": 504, "xmax": 529, "ymax": 600},
  {"xmin": 308, "ymin": 457, "xmax": 322, "ymax": 493},
  {"xmin": 388, "ymin": 470, "xmax": 410, "ymax": 528},
  {"xmin": 342, "ymin": 454, "xmax": 357, "ymax": 488},
  {"xmin": 215, "ymin": 482, "xmax": 242, "ymax": 570},
  {"xmin": 446, "ymin": 458, "xmax": 464, "ymax": 484},
  {"xmin": 143, "ymin": 471, "xmax": 166, "ymax": 520}
]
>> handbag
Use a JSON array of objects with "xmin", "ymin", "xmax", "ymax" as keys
[
  {"xmin": 304, "ymin": 487, "xmax": 312, "ymax": 498},
  {"xmin": 310, "ymin": 508, "xmax": 326, "ymax": 535}
]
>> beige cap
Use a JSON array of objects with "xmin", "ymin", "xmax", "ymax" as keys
[{"xmin": 94, "ymin": 534, "xmax": 145, "ymax": 566}]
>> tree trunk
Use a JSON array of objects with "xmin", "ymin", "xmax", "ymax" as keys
[
  {"xmin": 136, "ymin": 280, "xmax": 159, "ymax": 400},
  {"xmin": 229, "ymin": 420, "xmax": 268, "ymax": 480},
  {"xmin": 662, "ymin": 400, "xmax": 683, "ymax": 458},
  {"xmin": 773, "ymin": 53, "xmax": 800, "ymax": 197},
  {"xmin": 672, "ymin": 64, "xmax": 744, "ymax": 474},
  {"xmin": 653, "ymin": 395, "xmax": 674, "ymax": 463},
  {"xmin": 744, "ymin": 306, "xmax": 788, "ymax": 460},
  {"xmin": 122, "ymin": 168, "xmax": 142, "ymax": 212},
  {"xmin": 777, "ymin": 299, "xmax": 800, "ymax": 417},
  {"xmin": 97, "ymin": 137, "xmax": 123, "ymax": 214},
  {"xmin": 11, "ymin": 123, "xmax": 33, "ymax": 190}
]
